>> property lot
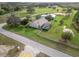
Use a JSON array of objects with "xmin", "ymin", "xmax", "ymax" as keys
[{"xmin": 3, "ymin": 5, "xmax": 79, "ymax": 57}]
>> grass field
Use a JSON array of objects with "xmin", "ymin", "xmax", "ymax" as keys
[
  {"xmin": 0, "ymin": 34, "xmax": 24, "ymax": 46},
  {"xmin": 0, "ymin": 6, "xmax": 64, "ymax": 23},
  {"xmin": 3, "ymin": 6, "xmax": 79, "ymax": 56},
  {"xmin": 4, "ymin": 22, "xmax": 79, "ymax": 57},
  {"xmin": 38, "ymin": 9, "xmax": 78, "ymax": 47}
]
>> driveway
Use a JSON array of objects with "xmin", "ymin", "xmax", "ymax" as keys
[{"xmin": 0, "ymin": 23, "xmax": 71, "ymax": 57}]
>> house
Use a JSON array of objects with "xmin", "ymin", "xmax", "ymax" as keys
[
  {"xmin": 41, "ymin": 14, "xmax": 56, "ymax": 18},
  {"xmin": 29, "ymin": 18, "xmax": 51, "ymax": 30},
  {"xmin": 41, "ymin": 23, "xmax": 51, "ymax": 30}
]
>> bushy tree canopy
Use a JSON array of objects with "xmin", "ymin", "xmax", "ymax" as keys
[
  {"xmin": 72, "ymin": 10, "xmax": 79, "ymax": 31},
  {"xmin": 21, "ymin": 19, "xmax": 29, "ymax": 25},
  {"xmin": 61, "ymin": 31, "xmax": 73, "ymax": 42},
  {"xmin": 26, "ymin": 5, "xmax": 35, "ymax": 14},
  {"xmin": 0, "ymin": 9, "xmax": 6, "ymax": 15},
  {"xmin": 14, "ymin": 6, "xmax": 22, "ymax": 11},
  {"xmin": 7, "ymin": 14, "xmax": 21, "ymax": 27},
  {"xmin": 45, "ymin": 15, "xmax": 54, "ymax": 21},
  {"xmin": 36, "ymin": 15, "xmax": 41, "ymax": 19},
  {"xmin": 75, "ymin": 11, "xmax": 79, "ymax": 25},
  {"xmin": 60, "ymin": 20, "xmax": 64, "ymax": 25},
  {"xmin": 0, "ymin": 3, "xmax": 22, "ymax": 15},
  {"xmin": 66, "ymin": 8, "xmax": 72, "ymax": 13},
  {"xmin": 21, "ymin": 15, "xmax": 31, "ymax": 25}
]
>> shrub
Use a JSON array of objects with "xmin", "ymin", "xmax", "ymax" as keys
[
  {"xmin": 21, "ymin": 15, "xmax": 31, "ymax": 25},
  {"xmin": 52, "ymin": 6, "xmax": 56, "ymax": 10},
  {"xmin": 0, "ymin": 9, "xmax": 6, "ymax": 15},
  {"xmin": 1, "ymin": 6, "xmax": 11, "ymax": 13},
  {"xmin": 14, "ymin": 7, "xmax": 21, "ymax": 11},
  {"xmin": 26, "ymin": 15, "xmax": 31, "ymax": 19},
  {"xmin": 73, "ymin": 10, "xmax": 79, "ymax": 30},
  {"xmin": 21, "ymin": 19, "xmax": 29, "ymax": 25},
  {"xmin": 36, "ymin": 15, "xmax": 41, "ymax": 19},
  {"xmin": 27, "ymin": 5, "xmax": 35, "ymax": 14},
  {"xmin": 60, "ymin": 20, "xmax": 64, "ymax": 25},
  {"xmin": 57, "ymin": 9, "xmax": 59, "ymax": 12},
  {"xmin": 45, "ymin": 15, "xmax": 54, "ymax": 21},
  {"xmin": 66, "ymin": 8, "xmax": 72, "ymax": 13},
  {"xmin": 61, "ymin": 31, "xmax": 73, "ymax": 42}
]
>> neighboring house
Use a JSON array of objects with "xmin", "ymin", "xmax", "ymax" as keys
[
  {"xmin": 29, "ymin": 18, "xmax": 51, "ymax": 30},
  {"xmin": 48, "ymin": 3, "xmax": 57, "ymax": 7},
  {"xmin": 41, "ymin": 14, "xmax": 56, "ymax": 18}
]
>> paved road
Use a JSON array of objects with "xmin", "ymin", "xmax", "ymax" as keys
[{"xmin": 0, "ymin": 23, "xmax": 71, "ymax": 57}]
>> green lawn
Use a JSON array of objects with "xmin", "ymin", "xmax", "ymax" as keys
[
  {"xmin": 4, "ymin": 23, "xmax": 79, "ymax": 57},
  {"xmin": 0, "ymin": 6, "xmax": 64, "ymax": 23},
  {"xmin": 15, "ymin": 6, "xmax": 64, "ymax": 19},
  {"xmin": 0, "ymin": 10, "xmax": 26, "ymax": 23},
  {"xmin": 38, "ymin": 9, "xmax": 78, "ymax": 46},
  {"xmin": 3, "ymin": 6, "xmax": 79, "ymax": 56},
  {"xmin": 0, "ymin": 34, "xmax": 24, "ymax": 46},
  {"xmin": 36, "ymin": 9, "xmax": 79, "ymax": 50}
]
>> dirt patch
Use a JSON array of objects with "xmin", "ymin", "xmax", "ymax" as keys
[{"xmin": 0, "ymin": 45, "xmax": 14, "ymax": 57}]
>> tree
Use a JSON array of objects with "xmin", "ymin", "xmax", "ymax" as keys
[
  {"xmin": 61, "ymin": 31, "xmax": 73, "ymax": 42},
  {"xmin": 14, "ymin": 6, "xmax": 21, "ymax": 11},
  {"xmin": 60, "ymin": 20, "xmax": 64, "ymax": 25},
  {"xmin": 72, "ymin": 10, "xmax": 79, "ymax": 31},
  {"xmin": 45, "ymin": 15, "xmax": 54, "ymax": 21},
  {"xmin": 1, "ymin": 3, "xmax": 22, "ymax": 13},
  {"xmin": 37, "ymin": 4, "xmax": 47, "ymax": 8},
  {"xmin": 36, "ymin": 15, "xmax": 41, "ymax": 19},
  {"xmin": 66, "ymin": 8, "xmax": 72, "ymax": 13},
  {"xmin": 26, "ymin": 15, "xmax": 31, "ymax": 19},
  {"xmin": 62, "ymin": 8, "xmax": 66, "ymax": 12},
  {"xmin": 52, "ymin": 6, "xmax": 56, "ymax": 9},
  {"xmin": 73, "ymin": 10, "xmax": 79, "ymax": 25},
  {"xmin": 0, "ymin": 9, "xmax": 6, "ymax": 15},
  {"xmin": 1, "ymin": 4, "xmax": 12, "ymax": 13},
  {"xmin": 75, "ymin": 11, "xmax": 79, "ymax": 26},
  {"xmin": 7, "ymin": 14, "xmax": 21, "ymax": 27},
  {"xmin": 26, "ymin": 5, "xmax": 35, "ymax": 14},
  {"xmin": 21, "ymin": 15, "xmax": 31, "ymax": 25},
  {"xmin": 21, "ymin": 18, "xmax": 29, "ymax": 25},
  {"xmin": 57, "ymin": 9, "xmax": 59, "ymax": 12}
]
